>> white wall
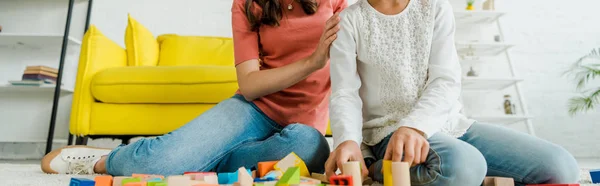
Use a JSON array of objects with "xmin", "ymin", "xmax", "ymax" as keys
[{"xmin": 83, "ymin": 0, "xmax": 599, "ymax": 158}]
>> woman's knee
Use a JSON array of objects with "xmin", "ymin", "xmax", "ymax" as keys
[{"xmin": 280, "ymin": 124, "xmax": 331, "ymax": 173}]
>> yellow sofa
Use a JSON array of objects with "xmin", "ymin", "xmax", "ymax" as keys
[{"xmin": 70, "ymin": 16, "xmax": 332, "ymax": 145}]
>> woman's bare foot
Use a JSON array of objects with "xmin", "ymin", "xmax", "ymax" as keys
[{"xmin": 41, "ymin": 145, "xmax": 111, "ymax": 175}]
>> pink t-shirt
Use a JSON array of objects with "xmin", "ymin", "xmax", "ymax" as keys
[{"xmin": 231, "ymin": 0, "xmax": 347, "ymax": 134}]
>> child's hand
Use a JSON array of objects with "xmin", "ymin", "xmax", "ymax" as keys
[
  {"xmin": 384, "ymin": 127, "xmax": 429, "ymax": 166},
  {"xmin": 325, "ymin": 140, "xmax": 369, "ymax": 179}
]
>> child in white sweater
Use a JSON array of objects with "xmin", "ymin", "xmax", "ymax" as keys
[{"xmin": 326, "ymin": 0, "xmax": 579, "ymax": 185}]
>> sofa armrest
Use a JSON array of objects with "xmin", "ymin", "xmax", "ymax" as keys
[{"xmin": 70, "ymin": 25, "xmax": 128, "ymax": 136}]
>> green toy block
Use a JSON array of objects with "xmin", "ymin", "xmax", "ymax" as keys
[
  {"xmin": 276, "ymin": 166, "xmax": 300, "ymax": 186},
  {"xmin": 122, "ymin": 177, "xmax": 142, "ymax": 185},
  {"xmin": 154, "ymin": 182, "xmax": 167, "ymax": 186},
  {"xmin": 147, "ymin": 181, "xmax": 166, "ymax": 186}
]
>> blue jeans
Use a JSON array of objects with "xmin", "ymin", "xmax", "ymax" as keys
[
  {"xmin": 369, "ymin": 123, "xmax": 579, "ymax": 186},
  {"xmin": 105, "ymin": 95, "xmax": 330, "ymax": 176}
]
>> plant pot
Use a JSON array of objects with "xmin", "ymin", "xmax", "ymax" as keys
[{"xmin": 466, "ymin": 4, "xmax": 474, "ymax": 10}]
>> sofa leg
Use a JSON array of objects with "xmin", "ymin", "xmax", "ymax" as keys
[
  {"xmin": 67, "ymin": 134, "xmax": 74, "ymax": 145},
  {"xmin": 121, "ymin": 137, "xmax": 132, "ymax": 145},
  {"xmin": 75, "ymin": 136, "xmax": 88, "ymax": 145}
]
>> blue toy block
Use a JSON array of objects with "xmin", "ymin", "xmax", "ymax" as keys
[
  {"xmin": 218, "ymin": 168, "xmax": 252, "ymax": 184},
  {"xmin": 147, "ymin": 178, "xmax": 163, "ymax": 182},
  {"xmin": 591, "ymin": 169, "xmax": 600, "ymax": 184},
  {"xmin": 254, "ymin": 177, "xmax": 277, "ymax": 182},
  {"xmin": 70, "ymin": 178, "xmax": 95, "ymax": 186}
]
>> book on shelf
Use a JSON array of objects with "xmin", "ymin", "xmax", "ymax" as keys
[
  {"xmin": 8, "ymin": 80, "xmax": 55, "ymax": 86},
  {"xmin": 23, "ymin": 70, "xmax": 58, "ymax": 78},
  {"xmin": 25, "ymin": 65, "xmax": 59, "ymax": 74}
]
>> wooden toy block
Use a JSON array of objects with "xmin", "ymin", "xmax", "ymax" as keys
[
  {"xmin": 238, "ymin": 167, "xmax": 254, "ymax": 186},
  {"xmin": 342, "ymin": 161, "xmax": 362, "ymax": 186},
  {"xmin": 300, "ymin": 176, "xmax": 322, "ymax": 184},
  {"xmin": 218, "ymin": 171, "xmax": 240, "ymax": 184},
  {"xmin": 259, "ymin": 180, "xmax": 278, "ymax": 186},
  {"xmin": 276, "ymin": 166, "xmax": 301, "ymax": 186},
  {"xmin": 154, "ymin": 183, "xmax": 167, "ymax": 186},
  {"xmin": 186, "ymin": 172, "xmax": 217, "ymax": 181},
  {"xmin": 383, "ymin": 160, "xmax": 393, "ymax": 186},
  {"xmin": 483, "ymin": 177, "xmax": 514, "ymax": 186},
  {"xmin": 193, "ymin": 184, "xmax": 219, "ymax": 186},
  {"xmin": 122, "ymin": 177, "xmax": 142, "ymax": 185},
  {"xmin": 112, "ymin": 176, "xmax": 131, "ymax": 186},
  {"xmin": 94, "ymin": 175, "xmax": 113, "ymax": 186},
  {"xmin": 190, "ymin": 180, "xmax": 204, "ymax": 185},
  {"xmin": 591, "ymin": 169, "xmax": 600, "ymax": 183},
  {"xmin": 255, "ymin": 177, "xmax": 277, "ymax": 182},
  {"xmin": 274, "ymin": 152, "xmax": 310, "ymax": 177},
  {"xmin": 258, "ymin": 161, "xmax": 279, "ymax": 177},
  {"xmin": 147, "ymin": 180, "xmax": 166, "ymax": 186},
  {"xmin": 133, "ymin": 174, "xmax": 165, "ymax": 181},
  {"xmin": 329, "ymin": 175, "xmax": 352, "ymax": 186},
  {"xmin": 264, "ymin": 170, "xmax": 283, "ymax": 180},
  {"xmin": 203, "ymin": 174, "xmax": 219, "ymax": 184},
  {"xmin": 526, "ymin": 184, "xmax": 579, "ymax": 186},
  {"xmin": 69, "ymin": 178, "xmax": 95, "ymax": 186},
  {"xmin": 123, "ymin": 182, "xmax": 146, "ymax": 186},
  {"xmin": 310, "ymin": 173, "xmax": 329, "ymax": 184},
  {"xmin": 391, "ymin": 162, "xmax": 410, "ymax": 186},
  {"xmin": 168, "ymin": 175, "xmax": 192, "ymax": 186}
]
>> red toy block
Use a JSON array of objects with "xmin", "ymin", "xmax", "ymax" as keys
[
  {"xmin": 329, "ymin": 175, "xmax": 353, "ymax": 186},
  {"xmin": 526, "ymin": 184, "xmax": 579, "ymax": 186},
  {"xmin": 94, "ymin": 175, "xmax": 113, "ymax": 186}
]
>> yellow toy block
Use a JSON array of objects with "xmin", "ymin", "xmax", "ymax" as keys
[
  {"xmin": 383, "ymin": 160, "xmax": 393, "ymax": 186},
  {"xmin": 274, "ymin": 152, "xmax": 309, "ymax": 177}
]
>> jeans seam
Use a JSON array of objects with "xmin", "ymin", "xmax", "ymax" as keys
[
  {"xmin": 413, "ymin": 148, "xmax": 441, "ymax": 186},
  {"xmin": 198, "ymin": 137, "xmax": 262, "ymax": 171}
]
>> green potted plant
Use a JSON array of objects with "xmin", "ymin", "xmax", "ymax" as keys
[
  {"xmin": 565, "ymin": 48, "xmax": 600, "ymax": 115},
  {"xmin": 466, "ymin": 0, "xmax": 475, "ymax": 10}
]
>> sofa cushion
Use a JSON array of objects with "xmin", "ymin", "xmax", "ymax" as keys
[
  {"xmin": 91, "ymin": 66, "xmax": 238, "ymax": 104},
  {"xmin": 125, "ymin": 14, "xmax": 159, "ymax": 66},
  {"xmin": 157, "ymin": 35, "xmax": 234, "ymax": 66}
]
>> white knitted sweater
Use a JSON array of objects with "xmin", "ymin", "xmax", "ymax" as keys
[{"xmin": 329, "ymin": 0, "xmax": 475, "ymax": 148}]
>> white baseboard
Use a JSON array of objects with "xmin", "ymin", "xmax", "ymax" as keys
[{"xmin": 0, "ymin": 141, "xmax": 68, "ymax": 160}]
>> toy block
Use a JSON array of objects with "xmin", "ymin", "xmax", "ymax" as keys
[
  {"xmin": 112, "ymin": 176, "xmax": 131, "ymax": 186},
  {"xmin": 258, "ymin": 161, "xmax": 279, "ymax": 177},
  {"xmin": 122, "ymin": 177, "xmax": 142, "ymax": 185},
  {"xmin": 94, "ymin": 175, "xmax": 113, "ymax": 186},
  {"xmin": 591, "ymin": 169, "xmax": 600, "ymax": 183},
  {"xmin": 203, "ymin": 175, "xmax": 219, "ymax": 184},
  {"xmin": 258, "ymin": 181, "xmax": 278, "ymax": 186},
  {"xmin": 238, "ymin": 167, "xmax": 254, "ymax": 186},
  {"xmin": 147, "ymin": 180, "xmax": 166, "ymax": 186},
  {"xmin": 310, "ymin": 173, "xmax": 329, "ymax": 183},
  {"xmin": 218, "ymin": 172, "xmax": 238, "ymax": 184},
  {"xmin": 391, "ymin": 162, "xmax": 410, "ymax": 186},
  {"xmin": 255, "ymin": 177, "xmax": 277, "ymax": 182},
  {"xmin": 342, "ymin": 161, "xmax": 362, "ymax": 186},
  {"xmin": 147, "ymin": 178, "xmax": 163, "ymax": 182},
  {"xmin": 133, "ymin": 174, "xmax": 165, "ymax": 181},
  {"xmin": 383, "ymin": 160, "xmax": 393, "ymax": 186},
  {"xmin": 526, "ymin": 184, "xmax": 580, "ymax": 186},
  {"xmin": 483, "ymin": 177, "xmax": 514, "ymax": 186},
  {"xmin": 264, "ymin": 170, "xmax": 284, "ymax": 180},
  {"xmin": 329, "ymin": 175, "xmax": 352, "ymax": 186},
  {"xmin": 69, "ymin": 178, "xmax": 95, "ymax": 186},
  {"xmin": 154, "ymin": 183, "xmax": 167, "ymax": 186},
  {"xmin": 300, "ymin": 176, "xmax": 322, "ymax": 184},
  {"xmin": 168, "ymin": 175, "xmax": 192, "ymax": 186},
  {"xmin": 276, "ymin": 166, "xmax": 301, "ymax": 186},
  {"xmin": 186, "ymin": 172, "xmax": 217, "ymax": 181},
  {"xmin": 124, "ymin": 182, "xmax": 146, "ymax": 186},
  {"xmin": 193, "ymin": 184, "xmax": 219, "ymax": 186},
  {"xmin": 274, "ymin": 152, "xmax": 310, "ymax": 177}
]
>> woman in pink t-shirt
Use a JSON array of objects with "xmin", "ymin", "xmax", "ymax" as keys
[{"xmin": 41, "ymin": 0, "xmax": 347, "ymax": 177}]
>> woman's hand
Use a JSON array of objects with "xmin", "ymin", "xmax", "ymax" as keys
[
  {"xmin": 309, "ymin": 12, "xmax": 341, "ymax": 70},
  {"xmin": 325, "ymin": 140, "xmax": 369, "ymax": 179},
  {"xmin": 384, "ymin": 127, "xmax": 430, "ymax": 166}
]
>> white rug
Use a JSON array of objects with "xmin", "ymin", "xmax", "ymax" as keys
[{"xmin": 0, "ymin": 164, "xmax": 597, "ymax": 186}]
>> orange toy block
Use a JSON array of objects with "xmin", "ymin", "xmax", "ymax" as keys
[
  {"xmin": 94, "ymin": 175, "xmax": 113, "ymax": 186},
  {"xmin": 258, "ymin": 161, "xmax": 278, "ymax": 178},
  {"xmin": 484, "ymin": 177, "xmax": 514, "ymax": 186},
  {"xmin": 329, "ymin": 175, "xmax": 353, "ymax": 186},
  {"xmin": 123, "ymin": 182, "xmax": 146, "ymax": 186}
]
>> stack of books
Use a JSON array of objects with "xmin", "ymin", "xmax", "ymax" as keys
[{"xmin": 9, "ymin": 65, "xmax": 58, "ymax": 86}]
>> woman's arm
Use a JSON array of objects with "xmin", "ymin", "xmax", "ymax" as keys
[
  {"xmin": 231, "ymin": 0, "xmax": 340, "ymax": 101},
  {"xmin": 397, "ymin": 0, "xmax": 462, "ymax": 138}
]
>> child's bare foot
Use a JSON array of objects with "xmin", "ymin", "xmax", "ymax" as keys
[{"xmin": 41, "ymin": 145, "xmax": 111, "ymax": 174}]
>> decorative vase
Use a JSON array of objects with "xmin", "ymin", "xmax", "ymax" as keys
[{"xmin": 467, "ymin": 66, "xmax": 478, "ymax": 77}]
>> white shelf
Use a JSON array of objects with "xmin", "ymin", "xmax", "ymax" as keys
[
  {"xmin": 0, "ymin": 33, "xmax": 81, "ymax": 49},
  {"xmin": 470, "ymin": 115, "xmax": 532, "ymax": 124},
  {"xmin": 462, "ymin": 77, "xmax": 523, "ymax": 91},
  {"xmin": 454, "ymin": 11, "xmax": 505, "ymax": 25},
  {"xmin": 0, "ymin": 84, "xmax": 73, "ymax": 94},
  {"xmin": 456, "ymin": 42, "xmax": 514, "ymax": 57}
]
